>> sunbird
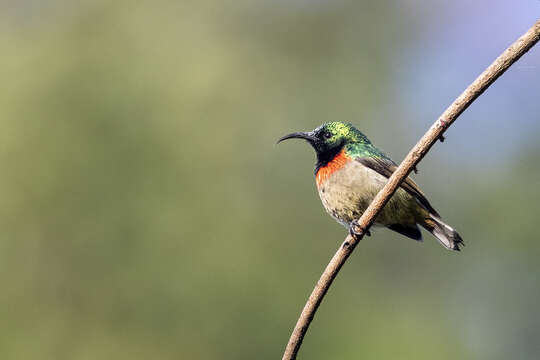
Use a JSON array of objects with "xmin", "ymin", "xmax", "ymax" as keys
[{"xmin": 277, "ymin": 122, "xmax": 463, "ymax": 251}]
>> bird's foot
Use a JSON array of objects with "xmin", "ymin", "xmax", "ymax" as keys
[{"xmin": 349, "ymin": 220, "xmax": 371, "ymax": 238}]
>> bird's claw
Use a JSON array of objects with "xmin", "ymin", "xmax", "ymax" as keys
[{"xmin": 349, "ymin": 220, "xmax": 371, "ymax": 237}]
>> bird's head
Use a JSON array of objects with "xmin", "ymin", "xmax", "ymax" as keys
[
  {"xmin": 278, "ymin": 122, "xmax": 372, "ymax": 171},
  {"xmin": 277, "ymin": 122, "xmax": 369, "ymax": 162}
]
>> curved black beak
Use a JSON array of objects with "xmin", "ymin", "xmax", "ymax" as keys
[{"xmin": 276, "ymin": 131, "xmax": 317, "ymax": 145}]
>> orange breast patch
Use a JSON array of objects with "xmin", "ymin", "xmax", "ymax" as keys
[{"xmin": 315, "ymin": 149, "xmax": 351, "ymax": 188}]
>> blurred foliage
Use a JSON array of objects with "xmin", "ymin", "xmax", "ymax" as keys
[{"xmin": 1, "ymin": 1, "xmax": 540, "ymax": 359}]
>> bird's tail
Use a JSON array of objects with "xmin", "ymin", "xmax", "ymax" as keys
[{"xmin": 421, "ymin": 215, "xmax": 464, "ymax": 251}]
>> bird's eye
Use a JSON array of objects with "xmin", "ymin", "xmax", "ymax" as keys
[{"xmin": 323, "ymin": 131, "xmax": 332, "ymax": 139}]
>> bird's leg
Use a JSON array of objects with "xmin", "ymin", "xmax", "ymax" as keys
[{"xmin": 349, "ymin": 220, "xmax": 371, "ymax": 237}]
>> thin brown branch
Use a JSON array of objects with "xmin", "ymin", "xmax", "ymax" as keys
[{"xmin": 282, "ymin": 18, "xmax": 540, "ymax": 360}]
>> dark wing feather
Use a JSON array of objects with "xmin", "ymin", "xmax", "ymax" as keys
[
  {"xmin": 356, "ymin": 157, "xmax": 440, "ymax": 217},
  {"xmin": 387, "ymin": 224, "xmax": 423, "ymax": 241}
]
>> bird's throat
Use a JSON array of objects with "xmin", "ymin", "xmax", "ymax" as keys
[{"xmin": 315, "ymin": 149, "xmax": 351, "ymax": 188}]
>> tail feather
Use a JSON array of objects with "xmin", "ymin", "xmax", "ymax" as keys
[{"xmin": 421, "ymin": 215, "xmax": 464, "ymax": 251}]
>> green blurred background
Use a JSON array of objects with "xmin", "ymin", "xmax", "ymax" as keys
[{"xmin": 2, "ymin": 1, "xmax": 540, "ymax": 359}]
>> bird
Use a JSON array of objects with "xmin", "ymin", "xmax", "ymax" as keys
[{"xmin": 277, "ymin": 121, "xmax": 463, "ymax": 251}]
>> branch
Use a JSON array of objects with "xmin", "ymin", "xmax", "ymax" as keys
[{"xmin": 282, "ymin": 18, "xmax": 540, "ymax": 360}]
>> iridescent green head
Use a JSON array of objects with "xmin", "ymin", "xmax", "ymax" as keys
[
  {"xmin": 278, "ymin": 121, "xmax": 369, "ymax": 151},
  {"xmin": 314, "ymin": 122, "xmax": 371, "ymax": 146},
  {"xmin": 277, "ymin": 122, "xmax": 374, "ymax": 170}
]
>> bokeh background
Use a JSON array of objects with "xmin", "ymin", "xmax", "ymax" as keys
[{"xmin": 2, "ymin": 1, "xmax": 540, "ymax": 359}]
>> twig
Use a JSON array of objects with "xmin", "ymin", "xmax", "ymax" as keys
[{"xmin": 282, "ymin": 18, "xmax": 540, "ymax": 360}]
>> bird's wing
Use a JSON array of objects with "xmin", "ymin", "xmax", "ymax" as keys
[{"xmin": 356, "ymin": 157, "xmax": 440, "ymax": 217}]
